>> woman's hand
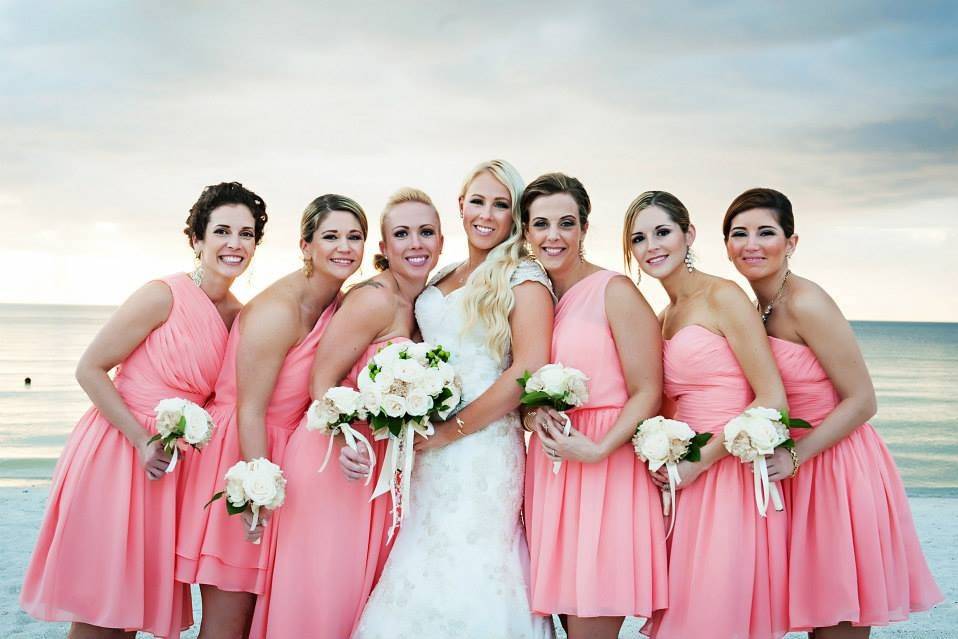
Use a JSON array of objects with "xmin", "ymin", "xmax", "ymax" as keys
[
  {"xmin": 765, "ymin": 447, "xmax": 795, "ymax": 482},
  {"xmin": 413, "ymin": 422, "xmax": 459, "ymax": 452},
  {"xmin": 136, "ymin": 437, "xmax": 172, "ymax": 480},
  {"xmin": 525, "ymin": 406, "xmax": 564, "ymax": 436},
  {"xmin": 650, "ymin": 459, "xmax": 704, "ymax": 491},
  {"xmin": 240, "ymin": 506, "xmax": 273, "ymax": 543},
  {"xmin": 537, "ymin": 417, "xmax": 603, "ymax": 465},
  {"xmin": 340, "ymin": 445, "xmax": 372, "ymax": 482}
]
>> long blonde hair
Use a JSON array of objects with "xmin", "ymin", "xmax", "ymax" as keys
[{"xmin": 458, "ymin": 160, "xmax": 528, "ymax": 363}]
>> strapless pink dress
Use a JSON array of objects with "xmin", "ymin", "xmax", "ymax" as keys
[
  {"xmin": 770, "ymin": 337, "xmax": 942, "ymax": 630},
  {"xmin": 525, "ymin": 270, "xmax": 668, "ymax": 618},
  {"xmin": 20, "ymin": 273, "xmax": 228, "ymax": 637},
  {"xmin": 646, "ymin": 325, "xmax": 789, "ymax": 639},
  {"xmin": 175, "ymin": 300, "xmax": 338, "ymax": 594},
  {"xmin": 251, "ymin": 339, "xmax": 400, "ymax": 638}
]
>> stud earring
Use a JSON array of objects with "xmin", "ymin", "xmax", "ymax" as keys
[
  {"xmin": 190, "ymin": 250, "xmax": 204, "ymax": 287},
  {"xmin": 302, "ymin": 254, "xmax": 314, "ymax": 278},
  {"xmin": 684, "ymin": 247, "xmax": 695, "ymax": 273}
]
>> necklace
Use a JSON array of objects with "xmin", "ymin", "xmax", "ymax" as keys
[{"xmin": 759, "ymin": 269, "xmax": 790, "ymax": 324}]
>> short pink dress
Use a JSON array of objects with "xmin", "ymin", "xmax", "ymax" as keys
[
  {"xmin": 525, "ymin": 270, "xmax": 668, "ymax": 618},
  {"xmin": 20, "ymin": 273, "xmax": 227, "ymax": 637},
  {"xmin": 175, "ymin": 300, "xmax": 338, "ymax": 594},
  {"xmin": 770, "ymin": 337, "xmax": 942, "ymax": 630},
  {"xmin": 251, "ymin": 339, "xmax": 399, "ymax": 638},
  {"xmin": 647, "ymin": 325, "xmax": 789, "ymax": 639}
]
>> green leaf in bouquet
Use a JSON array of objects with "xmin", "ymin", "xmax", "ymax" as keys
[
  {"xmin": 519, "ymin": 390, "xmax": 552, "ymax": 406},
  {"xmin": 146, "ymin": 432, "xmax": 162, "ymax": 445},
  {"xmin": 787, "ymin": 417, "xmax": 813, "ymax": 429},
  {"xmin": 780, "ymin": 438, "xmax": 796, "ymax": 450},
  {"xmin": 371, "ymin": 413, "xmax": 389, "ymax": 433},
  {"xmin": 204, "ymin": 491, "xmax": 224, "ymax": 509},
  {"xmin": 685, "ymin": 447, "xmax": 702, "ymax": 462},
  {"xmin": 690, "ymin": 432, "xmax": 713, "ymax": 447},
  {"xmin": 516, "ymin": 371, "xmax": 532, "ymax": 389},
  {"xmin": 387, "ymin": 417, "xmax": 403, "ymax": 437},
  {"xmin": 226, "ymin": 500, "xmax": 248, "ymax": 516},
  {"xmin": 368, "ymin": 362, "xmax": 381, "ymax": 381},
  {"xmin": 177, "ymin": 415, "xmax": 187, "ymax": 435}
]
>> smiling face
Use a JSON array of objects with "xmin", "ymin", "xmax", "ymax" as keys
[
  {"xmin": 524, "ymin": 192, "xmax": 585, "ymax": 274},
  {"xmin": 459, "ymin": 171, "xmax": 515, "ymax": 252},
  {"xmin": 725, "ymin": 207, "xmax": 797, "ymax": 281},
  {"xmin": 380, "ymin": 201, "xmax": 443, "ymax": 277},
  {"xmin": 193, "ymin": 204, "xmax": 258, "ymax": 280},
  {"xmin": 302, "ymin": 210, "xmax": 366, "ymax": 281},
  {"xmin": 628, "ymin": 205, "xmax": 695, "ymax": 280}
]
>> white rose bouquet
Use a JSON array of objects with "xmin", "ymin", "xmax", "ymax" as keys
[
  {"xmin": 723, "ymin": 407, "xmax": 811, "ymax": 516},
  {"xmin": 305, "ymin": 386, "xmax": 377, "ymax": 484},
  {"xmin": 632, "ymin": 416, "xmax": 712, "ymax": 536},
  {"xmin": 205, "ymin": 457, "xmax": 287, "ymax": 544},
  {"xmin": 359, "ymin": 342, "xmax": 461, "ymax": 539},
  {"xmin": 150, "ymin": 397, "xmax": 216, "ymax": 473},
  {"xmin": 517, "ymin": 363, "xmax": 589, "ymax": 473}
]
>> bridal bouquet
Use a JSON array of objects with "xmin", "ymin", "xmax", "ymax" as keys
[
  {"xmin": 723, "ymin": 407, "xmax": 811, "ymax": 516},
  {"xmin": 360, "ymin": 342, "xmax": 462, "ymax": 539},
  {"xmin": 306, "ymin": 386, "xmax": 376, "ymax": 484},
  {"xmin": 206, "ymin": 457, "xmax": 286, "ymax": 543},
  {"xmin": 150, "ymin": 397, "xmax": 216, "ymax": 473},
  {"xmin": 517, "ymin": 363, "xmax": 589, "ymax": 473},
  {"xmin": 632, "ymin": 416, "xmax": 711, "ymax": 536}
]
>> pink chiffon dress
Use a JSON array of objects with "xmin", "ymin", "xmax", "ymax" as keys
[
  {"xmin": 525, "ymin": 269, "xmax": 668, "ymax": 618},
  {"xmin": 251, "ymin": 338, "xmax": 400, "ymax": 638},
  {"xmin": 646, "ymin": 325, "xmax": 789, "ymax": 639},
  {"xmin": 175, "ymin": 300, "xmax": 338, "ymax": 594},
  {"xmin": 770, "ymin": 337, "xmax": 942, "ymax": 631},
  {"xmin": 20, "ymin": 273, "xmax": 228, "ymax": 637}
]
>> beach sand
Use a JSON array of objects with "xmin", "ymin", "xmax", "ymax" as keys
[{"xmin": 2, "ymin": 484, "xmax": 954, "ymax": 638}]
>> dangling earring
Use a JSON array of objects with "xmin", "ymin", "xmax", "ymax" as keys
[
  {"xmin": 578, "ymin": 242, "xmax": 585, "ymax": 262},
  {"xmin": 634, "ymin": 268, "xmax": 642, "ymax": 284},
  {"xmin": 302, "ymin": 254, "xmax": 314, "ymax": 278},
  {"xmin": 684, "ymin": 247, "xmax": 695, "ymax": 273},
  {"xmin": 190, "ymin": 250, "xmax": 204, "ymax": 287}
]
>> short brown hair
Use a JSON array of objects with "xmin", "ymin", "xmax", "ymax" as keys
[
  {"xmin": 723, "ymin": 188, "xmax": 794, "ymax": 239},
  {"xmin": 519, "ymin": 172, "xmax": 591, "ymax": 227}
]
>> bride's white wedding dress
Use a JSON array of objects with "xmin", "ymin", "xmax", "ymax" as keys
[{"xmin": 353, "ymin": 261, "xmax": 555, "ymax": 639}]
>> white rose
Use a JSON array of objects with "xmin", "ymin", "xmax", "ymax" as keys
[
  {"xmin": 746, "ymin": 406, "xmax": 784, "ymax": 422},
  {"xmin": 525, "ymin": 375, "xmax": 545, "ymax": 392},
  {"xmin": 305, "ymin": 400, "xmax": 334, "ymax": 431},
  {"xmin": 406, "ymin": 389, "xmax": 434, "ymax": 417},
  {"xmin": 154, "ymin": 397, "xmax": 188, "ymax": 416},
  {"xmin": 155, "ymin": 411, "xmax": 181, "ymax": 438},
  {"xmin": 419, "ymin": 368, "xmax": 444, "ymax": 396},
  {"xmin": 438, "ymin": 362, "xmax": 457, "ymax": 386},
  {"xmin": 182, "ymin": 403, "xmax": 214, "ymax": 446},
  {"xmin": 568, "ymin": 377, "xmax": 589, "ymax": 406},
  {"xmin": 662, "ymin": 418, "xmax": 695, "ymax": 442},
  {"xmin": 536, "ymin": 364, "xmax": 568, "ymax": 396},
  {"xmin": 242, "ymin": 458, "xmax": 285, "ymax": 509},
  {"xmin": 223, "ymin": 460, "xmax": 250, "ymax": 507},
  {"xmin": 437, "ymin": 385, "xmax": 461, "ymax": 420},
  {"xmin": 640, "ymin": 430, "xmax": 672, "ymax": 467},
  {"xmin": 326, "ymin": 386, "xmax": 360, "ymax": 415},
  {"xmin": 743, "ymin": 417, "xmax": 778, "ymax": 452},
  {"xmin": 373, "ymin": 343, "xmax": 403, "ymax": 367},
  {"xmin": 357, "ymin": 366, "xmax": 374, "ymax": 391},
  {"xmin": 405, "ymin": 342, "xmax": 431, "ymax": 363},
  {"xmin": 393, "ymin": 358, "xmax": 425, "ymax": 384},
  {"xmin": 359, "ymin": 386, "xmax": 383, "ymax": 416},
  {"xmin": 374, "ymin": 369, "xmax": 395, "ymax": 389},
  {"xmin": 382, "ymin": 394, "xmax": 408, "ymax": 418}
]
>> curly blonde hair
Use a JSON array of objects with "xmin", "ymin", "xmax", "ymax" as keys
[{"xmin": 457, "ymin": 160, "xmax": 528, "ymax": 363}]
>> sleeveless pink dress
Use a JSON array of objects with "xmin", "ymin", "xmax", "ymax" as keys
[
  {"xmin": 175, "ymin": 300, "xmax": 338, "ymax": 594},
  {"xmin": 525, "ymin": 270, "xmax": 668, "ymax": 618},
  {"xmin": 20, "ymin": 273, "xmax": 227, "ymax": 637},
  {"xmin": 251, "ymin": 339, "xmax": 400, "ymax": 638},
  {"xmin": 770, "ymin": 337, "xmax": 942, "ymax": 630},
  {"xmin": 647, "ymin": 325, "xmax": 789, "ymax": 639}
]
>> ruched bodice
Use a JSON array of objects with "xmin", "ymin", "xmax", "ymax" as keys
[{"xmin": 769, "ymin": 338, "xmax": 839, "ymax": 433}]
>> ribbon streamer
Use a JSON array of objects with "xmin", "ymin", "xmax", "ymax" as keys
[
  {"xmin": 318, "ymin": 423, "xmax": 377, "ymax": 486},
  {"xmin": 552, "ymin": 412, "xmax": 572, "ymax": 474},
  {"xmin": 663, "ymin": 461, "xmax": 682, "ymax": 538},
  {"xmin": 752, "ymin": 456, "xmax": 784, "ymax": 517},
  {"xmin": 371, "ymin": 420, "xmax": 433, "ymax": 542},
  {"xmin": 164, "ymin": 445, "xmax": 179, "ymax": 474}
]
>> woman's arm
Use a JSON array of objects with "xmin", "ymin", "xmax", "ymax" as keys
[
  {"xmin": 415, "ymin": 281, "xmax": 554, "ymax": 451},
  {"xmin": 540, "ymin": 276, "xmax": 662, "ymax": 463},
  {"xmin": 75, "ymin": 280, "xmax": 174, "ymax": 479}
]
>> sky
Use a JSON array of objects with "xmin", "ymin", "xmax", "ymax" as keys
[{"xmin": 2, "ymin": 1, "xmax": 956, "ymax": 321}]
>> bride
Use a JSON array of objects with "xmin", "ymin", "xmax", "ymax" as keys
[{"xmin": 342, "ymin": 159, "xmax": 556, "ymax": 638}]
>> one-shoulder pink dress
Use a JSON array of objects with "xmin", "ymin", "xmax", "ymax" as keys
[
  {"xmin": 770, "ymin": 337, "xmax": 942, "ymax": 631},
  {"xmin": 646, "ymin": 325, "xmax": 789, "ymax": 639},
  {"xmin": 20, "ymin": 273, "xmax": 227, "ymax": 637},
  {"xmin": 525, "ymin": 270, "xmax": 668, "ymax": 618},
  {"xmin": 251, "ymin": 338, "xmax": 401, "ymax": 638},
  {"xmin": 175, "ymin": 300, "xmax": 338, "ymax": 594}
]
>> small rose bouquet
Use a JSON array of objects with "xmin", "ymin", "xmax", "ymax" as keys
[
  {"xmin": 360, "ymin": 342, "xmax": 462, "ymax": 539},
  {"xmin": 723, "ymin": 407, "xmax": 811, "ymax": 516},
  {"xmin": 306, "ymin": 386, "xmax": 376, "ymax": 484},
  {"xmin": 205, "ymin": 457, "xmax": 286, "ymax": 544},
  {"xmin": 517, "ymin": 363, "xmax": 589, "ymax": 473},
  {"xmin": 632, "ymin": 416, "xmax": 712, "ymax": 536},
  {"xmin": 150, "ymin": 397, "xmax": 216, "ymax": 473}
]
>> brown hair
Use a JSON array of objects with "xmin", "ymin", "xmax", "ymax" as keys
[
  {"xmin": 300, "ymin": 194, "xmax": 368, "ymax": 244},
  {"xmin": 373, "ymin": 187, "xmax": 437, "ymax": 271},
  {"xmin": 184, "ymin": 181, "xmax": 268, "ymax": 247},
  {"xmin": 723, "ymin": 188, "xmax": 794, "ymax": 239},
  {"xmin": 622, "ymin": 191, "xmax": 691, "ymax": 273},
  {"xmin": 519, "ymin": 172, "xmax": 591, "ymax": 227}
]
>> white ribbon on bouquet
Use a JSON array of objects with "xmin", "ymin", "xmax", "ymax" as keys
[
  {"xmin": 752, "ymin": 455, "xmax": 784, "ymax": 517},
  {"xmin": 318, "ymin": 423, "xmax": 377, "ymax": 486},
  {"xmin": 370, "ymin": 419, "xmax": 434, "ymax": 541},
  {"xmin": 662, "ymin": 461, "xmax": 683, "ymax": 538},
  {"xmin": 551, "ymin": 412, "xmax": 572, "ymax": 474}
]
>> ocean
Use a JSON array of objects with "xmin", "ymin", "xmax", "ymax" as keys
[{"xmin": 0, "ymin": 304, "xmax": 956, "ymax": 492}]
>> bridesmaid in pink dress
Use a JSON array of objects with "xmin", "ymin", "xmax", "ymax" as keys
[
  {"xmin": 723, "ymin": 188, "xmax": 942, "ymax": 638},
  {"xmin": 175, "ymin": 194, "xmax": 368, "ymax": 638},
  {"xmin": 520, "ymin": 173, "xmax": 667, "ymax": 639},
  {"xmin": 252, "ymin": 188, "xmax": 443, "ymax": 638},
  {"xmin": 625, "ymin": 191, "xmax": 790, "ymax": 639},
  {"xmin": 20, "ymin": 182, "xmax": 267, "ymax": 638}
]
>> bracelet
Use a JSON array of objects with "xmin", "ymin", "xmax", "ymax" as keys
[
  {"xmin": 455, "ymin": 415, "xmax": 468, "ymax": 438},
  {"xmin": 787, "ymin": 447, "xmax": 800, "ymax": 478},
  {"xmin": 522, "ymin": 410, "xmax": 539, "ymax": 432}
]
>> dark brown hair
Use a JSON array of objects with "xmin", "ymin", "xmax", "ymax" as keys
[
  {"xmin": 622, "ymin": 191, "xmax": 691, "ymax": 273},
  {"xmin": 723, "ymin": 188, "xmax": 794, "ymax": 239},
  {"xmin": 519, "ymin": 172, "xmax": 591, "ymax": 227},
  {"xmin": 300, "ymin": 194, "xmax": 368, "ymax": 244},
  {"xmin": 184, "ymin": 182, "xmax": 268, "ymax": 247}
]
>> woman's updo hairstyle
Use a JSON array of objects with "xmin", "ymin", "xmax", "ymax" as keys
[
  {"xmin": 184, "ymin": 181, "xmax": 268, "ymax": 247},
  {"xmin": 374, "ymin": 187, "xmax": 438, "ymax": 272},
  {"xmin": 621, "ymin": 190, "xmax": 691, "ymax": 273},
  {"xmin": 723, "ymin": 188, "xmax": 794, "ymax": 239},
  {"xmin": 300, "ymin": 194, "xmax": 368, "ymax": 244},
  {"xmin": 519, "ymin": 172, "xmax": 591, "ymax": 228}
]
